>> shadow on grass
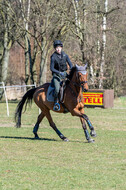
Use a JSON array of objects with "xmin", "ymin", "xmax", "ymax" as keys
[
  {"xmin": 0, "ymin": 136, "xmax": 58, "ymax": 142},
  {"xmin": 0, "ymin": 135, "xmax": 89, "ymax": 143},
  {"xmin": 0, "ymin": 136, "xmax": 88, "ymax": 144}
]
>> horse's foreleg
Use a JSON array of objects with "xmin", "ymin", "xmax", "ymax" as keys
[
  {"xmin": 80, "ymin": 117, "xmax": 94, "ymax": 143},
  {"xmin": 71, "ymin": 108, "xmax": 96, "ymax": 142},
  {"xmin": 33, "ymin": 112, "xmax": 45, "ymax": 139},
  {"xmin": 46, "ymin": 111, "xmax": 69, "ymax": 141},
  {"xmin": 82, "ymin": 114, "xmax": 97, "ymax": 137}
]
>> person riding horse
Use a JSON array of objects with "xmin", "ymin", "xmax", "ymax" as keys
[
  {"xmin": 15, "ymin": 62, "xmax": 97, "ymax": 142},
  {"xmin": 50, "ymin": 40, "xmax": 73, "ymax": 111}
]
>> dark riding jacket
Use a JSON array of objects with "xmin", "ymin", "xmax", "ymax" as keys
[{"xmin": 50, "ymin": 51, "xmax": 73, "ymax": 76}]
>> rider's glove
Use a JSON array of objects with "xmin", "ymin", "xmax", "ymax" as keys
[{"xmin": 60, "ymin": 72, "xmax": 65, "ymax": 78}]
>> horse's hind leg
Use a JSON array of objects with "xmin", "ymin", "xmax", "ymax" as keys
[
  {"xmin": 82, "ymin": 114, "xmax": 97, "ymax": 137},
  {"xmin": 46, "ymin": 110, "xmax": 69, "ymax": 142},
  {"xmin": 33, "ymin": 112, "xmax": 45, "ymax": 139}
]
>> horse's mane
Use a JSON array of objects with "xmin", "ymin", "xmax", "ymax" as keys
[{"xmin": 66, "ymin": 66, "xmax": 76, "ymax": 85}]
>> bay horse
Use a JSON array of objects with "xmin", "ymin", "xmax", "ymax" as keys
[{"xmin": 15, "ymin": 64, "xmax": 97, "ymax": 143}]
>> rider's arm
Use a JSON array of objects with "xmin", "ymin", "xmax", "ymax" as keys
[
  {"xmin": 50, "ymin": 56, "xmax": 60, "ymax": 74},
  {"xmin": 66, "ymin": 55, "xmax": 73, "ymax": 69}
]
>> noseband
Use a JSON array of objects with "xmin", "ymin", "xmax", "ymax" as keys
[
  {"xmin": 80, "ymin": 81, "xmax": 87, "ymax": 85},
  {"xmin": 72, "ymin": 81, "xmax": 87, "ymax": 88}
]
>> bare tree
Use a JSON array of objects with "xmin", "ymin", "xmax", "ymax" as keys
[
  {"xmin": 0, "ymin": 0, "xmax": 125, "ymax": 97},
  {"xmin": 18, "ymin": 0, "xmax": 33, "ymax": 85},
  {"xmin": 99, "ymin": 0, "xmax": 108, "ymax": 89},
  {"xmin": 29, "ymin": 0, "xmax": 70, "ymax": 85},
  {"xmin": 0, "ymin": 0, "xmax": 16, "ymax": 98}
]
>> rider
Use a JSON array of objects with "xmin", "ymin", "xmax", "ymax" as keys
[{"xmin": 50, "ymin": 40, "xmax": 73, "ymax": 111}]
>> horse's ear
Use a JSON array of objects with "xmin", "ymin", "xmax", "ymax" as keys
[
  {"xmin": 75, "ymin": 64, "xmax": 79, "ymax": 69},
  {"xmin": 84, "ymin": 63, "xmax": 88, "ymax": 70}
]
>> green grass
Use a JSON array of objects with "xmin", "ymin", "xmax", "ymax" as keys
[{"xmin": 0, "ymin": 98, "xmax": 126, "ymax": 190}]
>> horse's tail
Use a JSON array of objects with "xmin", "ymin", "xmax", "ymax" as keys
[{"xmin": 15, "ymin": 88, "xmax": 37, "ymax": 128}]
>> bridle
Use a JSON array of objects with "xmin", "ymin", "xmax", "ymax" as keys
[
  {"xmin": 68, "ymin": 70, "xmax": 88, "ymax": 102},
  {"xmin": 78, "ymin": 80, "xmax": 87, "ymax": 86},
  {"xmin": 72, "ymin": 70, "xmax": 88, "ymax": 87}
]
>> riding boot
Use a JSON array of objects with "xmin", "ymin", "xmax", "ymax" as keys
[{"xmin": 53, "ymin": 97, "xmax": 60, "ymax": 111}]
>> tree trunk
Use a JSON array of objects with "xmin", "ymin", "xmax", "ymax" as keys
[
  {"xmin": 72, "ymin": 0, "xmax": 86, "ymax": 64},
  {"xmin": 0, "ymin": 17, "xmax": 12, "ymax": 99},
  {"xmin": 39, "ymin": 38, "xmax": 48, "ymax": 85},
  {"xmin": 19, "ymin": 0, "xmax": 31, "ymax": 85},
  {"xmin": 39, "ymin": 54, "xmax": 47, "ymax": 85},
  {"xmin": 24, "ymin": 35, "xmax": 30, "ymax": 84},
  {"xmin": 99, "ymin": 0, "xmax": 108, "ymax": 89},
  {"xmin": 0, "ymin": 42, "xmax": 12, "ymax": 99},
  {"xmin": 29, "ymin": 21, "xmax": 38, "ymax": 85}
]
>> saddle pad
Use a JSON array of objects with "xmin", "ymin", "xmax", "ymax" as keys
[{"xmin": 47, "ymin": 84, "xmax": 55, "ymax": 102}]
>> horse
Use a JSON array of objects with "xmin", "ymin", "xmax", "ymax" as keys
[{"xmin": 15, "ymin": 64, "xmax": 97, "ymax": 143}]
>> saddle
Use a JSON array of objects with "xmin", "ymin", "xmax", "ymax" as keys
[{"xmin": 47, "ymin": 80, "xmax": 66, "ymax": 103}]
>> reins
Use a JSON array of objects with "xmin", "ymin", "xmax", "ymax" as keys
[
  {"xmin": 72, "ymin": 80, "xmax": 87, "ymax": 87},
  {"xmin": 67, "ymin": 69, "xmax": 87, "ymax": 103},
  {"xmin": 62, "ymin": 67, "xmax": 87, "ymax": 104},
  {"xmin": 68, "ymin": 80, "xmax": 83, "ymax": 103}
]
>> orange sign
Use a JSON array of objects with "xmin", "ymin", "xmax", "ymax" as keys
[{"xmin": 83, "ymin": 92, "xmax": 103, "ymax": 106}]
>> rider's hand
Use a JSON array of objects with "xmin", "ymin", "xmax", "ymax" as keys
[{"xmin": 60, "ymin": 72, "xmax": 65, "ymax": 78}]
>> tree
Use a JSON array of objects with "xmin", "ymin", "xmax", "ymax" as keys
[
  {"xmin": 28, "ymin": 0, "xmax": 70, "ymax": 85},
  {"xmin": 0, "ymin": 0, "xmax": 126, "ymax": 97},
  {"xmin": 11, "ymin": 0, "xmax": 69, "ymax": 85},
  {"xmin": 0, "ymin": 0, "xmax": 16, "ymax": 98},
  {"xmin": 103, "ymin": 0, "xmax": 126, "ymax": 95}
]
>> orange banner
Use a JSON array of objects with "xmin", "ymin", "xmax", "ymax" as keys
[{"xmin": 83, "ymin": 92, "xmax": 103, "ymax": 106}]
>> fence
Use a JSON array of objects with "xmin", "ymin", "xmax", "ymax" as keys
[{"xmin": 0, "ymin": 82, "xmax": 36, "ymax": 116}]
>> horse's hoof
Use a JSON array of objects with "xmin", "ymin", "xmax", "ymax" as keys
[
  {"xmin": 34, "ymin": 133, "xmax": 39, "ymax": 139},
  {"xmin": 61, "ymin": 136, "xmax": 69, "ymax": 142},
  {"xmin": 35, "ymin": 136, "xmax": 40, "ymax": 139},
  {"xmin": 90, "ymin": 130, "xmax": 97, "ymax": 137},
  {"xmin": 88, "ymin": 138, "xmax": 95, "ymax": 143},
  {"xmin": 63, "ymin": 138, "xmax": 69, "ymax": 142},
  {"xmin": 60, "ymin": 135, "xmax": 69, "ymax": 142}
]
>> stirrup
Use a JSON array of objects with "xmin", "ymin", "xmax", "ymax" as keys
[{"xmin": 53, "ymin": 103, "xmax": 60, "ymax": 111}]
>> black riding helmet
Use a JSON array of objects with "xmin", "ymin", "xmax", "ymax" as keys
[{"xmin": 53, "ymin": 40, "xmax": 63, "ymax": 49}]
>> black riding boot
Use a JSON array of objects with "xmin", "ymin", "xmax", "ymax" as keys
[{"xmin": 53, "ymin": 97, "xmax": 60, "ymax": 111}]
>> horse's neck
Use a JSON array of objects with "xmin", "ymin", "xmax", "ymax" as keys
[{"xmin": 69, "ymin": 78, "xmax": 81, "ymax": 96}]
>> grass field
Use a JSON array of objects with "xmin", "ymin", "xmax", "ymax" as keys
[{"xmin": 0, "ymin": 97, "xmax": 126, "ymax": 190}]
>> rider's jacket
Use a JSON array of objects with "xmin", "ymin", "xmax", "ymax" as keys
[{"xmin": 50, "ymin": 51, "xmax": 73, "ymax": 75}]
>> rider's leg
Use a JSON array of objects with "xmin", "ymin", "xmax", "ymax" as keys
[{"xmin": 53, "ymin": 76, "xmax": 61, "ymax": 111}]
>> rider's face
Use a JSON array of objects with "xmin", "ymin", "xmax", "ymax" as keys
[{"xmin": 55, "ymin": 46, "xmax": 62, "ymax": 54}]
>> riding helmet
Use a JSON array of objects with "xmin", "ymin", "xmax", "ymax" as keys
[{"xmin": 53, "ymin": 40, "xmax": 63, "ymax": 48}]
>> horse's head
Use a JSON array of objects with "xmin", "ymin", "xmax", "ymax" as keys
[
  {"xmin": 75, "ymin": 64, "xmax": 88, "ymax": 92},
  {"xmin": 67, "ymin": 64, "xmax": 88, "ymax": 92}
]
